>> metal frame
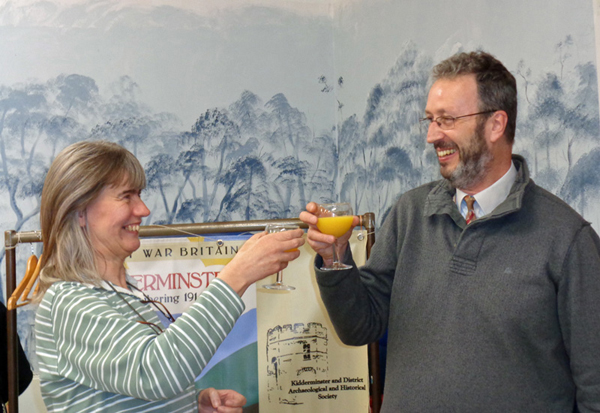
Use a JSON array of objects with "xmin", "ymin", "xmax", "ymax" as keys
[{"xmin": 5, "ymin": 214, "xmax": 380, "ymax": 413}]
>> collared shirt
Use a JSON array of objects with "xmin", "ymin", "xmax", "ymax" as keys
[{"xmin": 455, "ymin": 161, "xmax": 517, "ymax": 219}]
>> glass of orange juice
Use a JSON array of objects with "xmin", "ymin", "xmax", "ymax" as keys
[
  {"xmin": 316, "ymin": 202, "xmax": 354, "ymax": 270},
  {"xmin": 262, "ymin": 223, "xmax": 299, "ymax": 290}
]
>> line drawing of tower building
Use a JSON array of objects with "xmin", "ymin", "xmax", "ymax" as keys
[{"xmin": 266, "ymin": 322, "xmax": 329, "ymax": 405}]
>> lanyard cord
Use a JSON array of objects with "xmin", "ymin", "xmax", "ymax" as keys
[
  {"xmin": 106, "ymin": 282, "xmax": 163, "ymax": 334},
  {"xmin": 127, "ymin": 281, "xmax": 175, "ymax": 322}
]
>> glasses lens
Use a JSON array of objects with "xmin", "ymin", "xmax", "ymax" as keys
[{"xmin": 438, "ymin": 117, "xmax": 455, "ymax": 130}]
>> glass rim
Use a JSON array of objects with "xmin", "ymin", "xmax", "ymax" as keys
[
  {"xmin": 318, "ymin": 202, "xmax": 351, "ymax": 207},
  {"xmin": 264, "ymin": 223, "xmax": 299, "ymax": 232}
]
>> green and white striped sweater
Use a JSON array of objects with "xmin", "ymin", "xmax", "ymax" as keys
[{"xmin": 35, "ymin": 277, "xmax": 244, "ymax": 412}]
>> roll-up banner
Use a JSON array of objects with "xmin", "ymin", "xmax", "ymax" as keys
[{"xmin": 125, "ymin": 231, "xmax": 369, "ymax": 412}]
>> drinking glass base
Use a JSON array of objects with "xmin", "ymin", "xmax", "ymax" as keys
[
  {"xmin": 262, "ymin": 283, "xmax": 296, "ymax": 291},
  {"xmin": 320, "ymin": 263, "xmax": 353, "ymax": 271}
]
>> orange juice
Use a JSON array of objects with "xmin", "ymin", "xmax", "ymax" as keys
[
  {"xmin": 317, "ymin": 216, "xmax": 354, "ymax": 238},
  {"xmin": 266, "ymin": 224, "xmax": 299, "ymax": 252}
]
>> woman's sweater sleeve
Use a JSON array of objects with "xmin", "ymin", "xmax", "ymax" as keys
[{"xmin": 37, "ymin": 279, "xmax": 244, "ymax": 401}]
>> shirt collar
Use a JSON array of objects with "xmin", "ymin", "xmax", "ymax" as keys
[
  {"xmin": 89, "ymin": 274, "xmax": 145, "ymax": 299},
  {"xmin": 424, "ymin": 154, "xmax": 530, "ymax": 224},
  {"xmin": 455, "ymin": 161, "xmax": 517, "ymax": 218}
]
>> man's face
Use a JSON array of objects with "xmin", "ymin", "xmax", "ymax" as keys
[{"xmin": 424, "ymin": 75, "xmax": 493, "ymax": 191}]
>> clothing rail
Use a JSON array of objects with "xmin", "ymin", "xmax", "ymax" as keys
[{"xmin": 5, "ymin": 214, "xmax": 380, "ymax": 413}]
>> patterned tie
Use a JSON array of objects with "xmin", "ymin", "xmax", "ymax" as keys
[{"xmin": 464, "ymin": 195, "xmax": 477, "ymax": 224}]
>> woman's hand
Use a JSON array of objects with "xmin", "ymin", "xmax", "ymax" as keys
[
  {"xmin": 198, "ymin": 388, "xmax": 246, "ymax": 413},
  {"xmin": 299, "ymin": 202, "xmax": 359, "ymax": 267},
  {"xmin": 218, "ymin": 228, "xmax": 305, "ymax": 296}
]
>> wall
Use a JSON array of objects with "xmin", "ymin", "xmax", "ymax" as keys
[{"xmin": 2, "ymin": 0, "xmax": 599, "ymax": 402}]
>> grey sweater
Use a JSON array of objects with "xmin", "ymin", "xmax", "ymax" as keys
[{"xmin": 316, "ymin": 155, "xmax": 600, "ymax": 412}]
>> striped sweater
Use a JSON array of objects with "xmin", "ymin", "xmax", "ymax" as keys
[{"xmin": 35, "ymin": 277, "xmax": 244, "ymax": 412}]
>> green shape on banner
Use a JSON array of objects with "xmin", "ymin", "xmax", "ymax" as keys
[{"xmin": 196, "ymin": 342, "xmax": 259, "ymax": 406}]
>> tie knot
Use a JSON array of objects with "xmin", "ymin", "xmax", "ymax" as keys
[
  {"xmin": 464, "ymin": 195, "xmax": 476, "ymax": 210},
  {"xmin": 464, "ymin": 195, "xmax": 477, "ymax": 224}
]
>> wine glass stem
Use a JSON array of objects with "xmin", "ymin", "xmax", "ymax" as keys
[
  {"xmin": 275, "ymin": 271, "xmax": 284, "ymax": 284},
  {"xmin": 331, "ymin": 241, "xmax": 340, "ymax": 265}
]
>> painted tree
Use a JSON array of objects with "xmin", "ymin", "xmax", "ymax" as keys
[
  {"xmin": 185, "ymin": 108, "xmax": 242, "ymax": 222},
  {"xmin": 338, "ymin": 114, "xmax": 366, "ymax": 209},
  {"xmin": 144, "ymin": 153, "xmax": 178, "ymax": 224},
  {"xmin": 525, "ymin": 72, "xmax": 567, "ymax": 192},
  {"xmin": 378, "ymin": 146, "xmax": 416, "ymax": 212},
  {"xmin": 304, "ymin": 130, "xmax": 337, "ymax": 204},
  {"xmin": 54, "ymin": 74, "xmax": 100, "ymax": 120},
  {"xmin": 172, "ymin": 144, "xmax": 207, "ymax": 223},
  {"xmin": 0, "ymin": 86, "xmax": 50, "ymax": 235},
  {"xmin": 216, "ymin": 155, "xmax": 269, "ymax": 221},
  {"xmin": 560, "ymin": 147, "xmax": 600, "ymax": 215},
  {"xmin": 264, "ymin": 93, "xmax": 312, "ymax": 209},
  {"xmin": 270, "ymin": 155, "xmax": 310, "ymax": 217},
  {"xmin": 339, "ymin": 44, "xmax": 431, "ymax": 223},
  {"xmin": 103, "ymin": 75, "xmax": 146, "ymax": 119},
  {"xmin": 0, "ymin": 76, "xmax": 97, "ymax": 269},
  {"xmin": 228, "ymin": 90, "xmax": 268, "ymax": 139},
  {"xmin": 90, "ymin": 116, "xmax": 162, "ymax": 157},
  {"xmin": 563, "ymin": 62, "xmax": 600, "ymax": 171}
]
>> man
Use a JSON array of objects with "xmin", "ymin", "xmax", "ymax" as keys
[{"xmin": 300, "ymin": 51, "xmax": 600, "ymax": 412}]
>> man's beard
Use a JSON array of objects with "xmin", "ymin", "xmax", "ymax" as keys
[{"xmin": 441, "ymin": 121, "xmax": 493, "ymax": 190}]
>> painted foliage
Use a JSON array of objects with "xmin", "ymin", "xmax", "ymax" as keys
[{"xmin": 1, "ymin": 42, "xmax": 597, "ymax": 243}]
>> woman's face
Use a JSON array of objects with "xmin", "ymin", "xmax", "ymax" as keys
[{"xmin": 80, "ymin": 177, "xmax": 150, "ymax": 265}]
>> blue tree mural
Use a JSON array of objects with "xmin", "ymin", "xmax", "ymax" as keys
[{"xmin": 1, "ymin": 40, "xmax": 599, "ymax": 289}]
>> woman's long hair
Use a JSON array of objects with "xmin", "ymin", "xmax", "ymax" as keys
[{"xmin": 35, "ymin": 140, "xmax": 146, "ymax": 299}]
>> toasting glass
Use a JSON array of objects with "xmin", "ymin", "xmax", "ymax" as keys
[
  {"xmin": 262, "ymin": 223, "xmax": 299, "ymax": 290},
  {"xmin": 316, "ymin": 203, "xmax": 354, "ymax": 271}
]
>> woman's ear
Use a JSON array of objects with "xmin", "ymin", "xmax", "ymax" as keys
[{"xmin": 78, "ymin": 210, "xmax": 86, "ymax": 227}]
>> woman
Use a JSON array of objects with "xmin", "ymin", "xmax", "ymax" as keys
[{"xmin": 34, "ymin": 140, "xmax": 304, "ymax": 412}]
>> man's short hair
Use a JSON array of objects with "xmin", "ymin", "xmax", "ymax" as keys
[{"xmin": 432, "ymin": 50, "xmax": 517, "ymax": 144}]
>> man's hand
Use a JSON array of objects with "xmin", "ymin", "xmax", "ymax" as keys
[
  {"xmin": 299, "ymin": 202, "xmax": 359, "ymax": 267},
  {"xmin": 198, "ymin": 388, "xmax": 246, "ymax": 413}
]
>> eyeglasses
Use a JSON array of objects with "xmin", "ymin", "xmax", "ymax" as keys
[
  {"xmin": 109, "ymin": 282, "xmax": 176, "ymax": 335},
  {"xmin": 419, "ymin": 110, "xmax": 498, "ymax": 131},
  {"xmin": 140, "ymin": 298, "xmax": 176, "ymax": 329}
]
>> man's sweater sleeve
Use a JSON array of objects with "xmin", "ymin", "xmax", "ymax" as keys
[
  {"xmin": 315, "ymin": 205, "xmax": 400, "ymax": 346},
  {"xmin": 558, "ymin": 224, "xmax": 600, "ymax": 411}
]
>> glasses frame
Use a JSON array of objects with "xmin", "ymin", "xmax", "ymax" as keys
[
  {"xmin": 108, "ymin": 281, "xmax": 176, "ymax": 335},
  {"xmin": 419, "ymin": 110, "xmax": 498, "ymax": 131}
]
